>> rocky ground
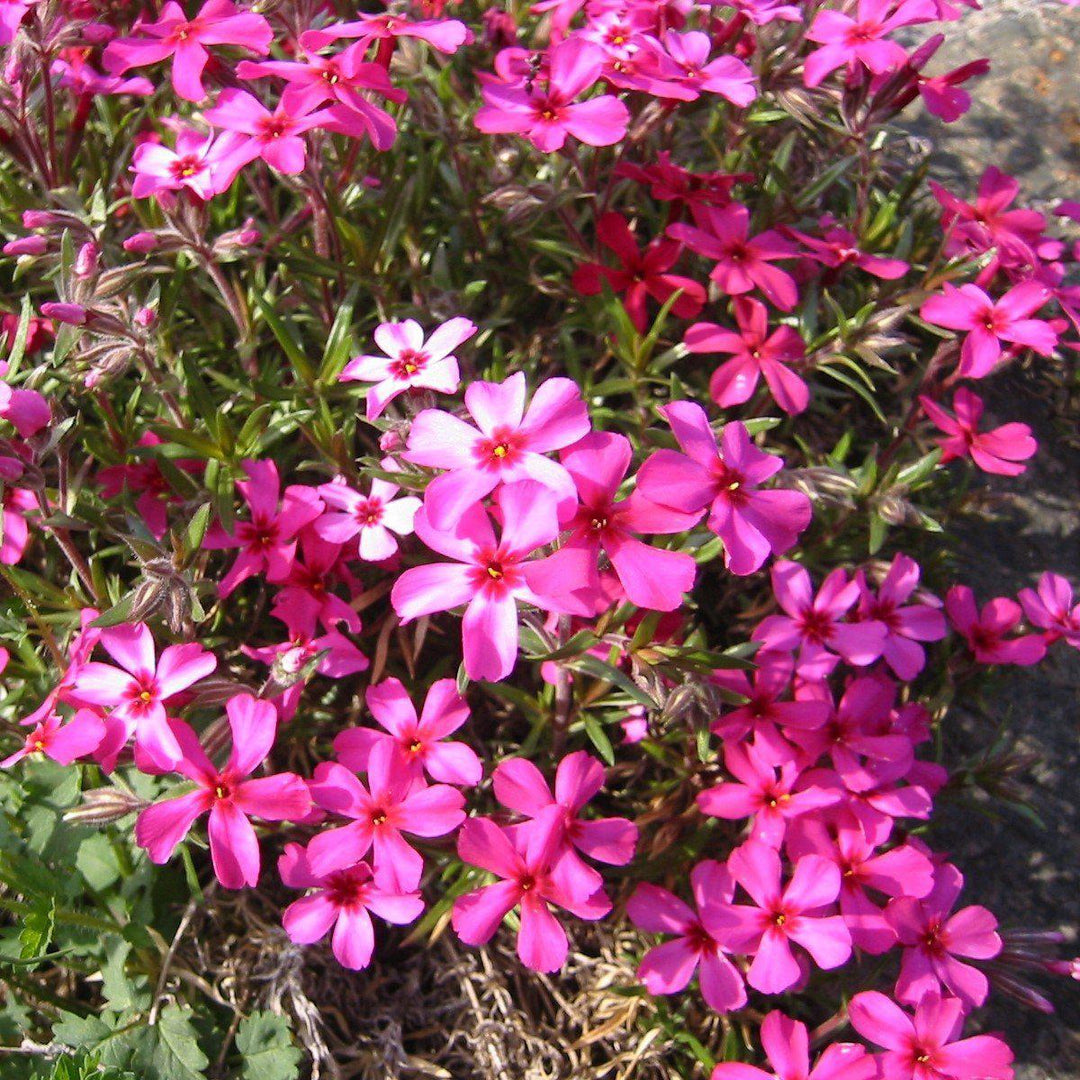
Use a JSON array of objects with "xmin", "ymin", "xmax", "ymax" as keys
[{"xmin": 908, "ymin": 4, "xmax": 1080, "ymax": 1071}]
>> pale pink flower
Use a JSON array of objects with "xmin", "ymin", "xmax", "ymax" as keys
[
  {"xmin": 340, "ymin": 317, "xmax": 475, "ymax": 419},
  {"xmin": 314, "ymin": 475, "xmax": 421, "ymax": 562},
  {"xmin": 71, "ymin": 622, "xmax": 217, "ymax": 769},
  {"xmin": 404, "ymin": 371, "xmax": 590, "ymax": 529},
  {"xmin": 135, "ymin": 694, "xmax": 312, "ymax": 889},
  {"xmin": 131, "ymin": 127, "xmax": 243, "ymax": 201}
]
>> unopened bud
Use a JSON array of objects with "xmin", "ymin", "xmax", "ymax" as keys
[
  {"xmin": 134, "ymin": 306, "xmax": 157, "ymax": 328},
  {"xmin": 74, "ymin": 241, "xmax": 99, "ymax": 279},
  {"xmin": 123, "ymin": 232, "xmax": 160, "ymax": 254},
  {"xmin": 63, "ymin": 785, "xmax": 148, "ymax": 826},
  {"xmin": 3, "ymin": 236, "xmax": 47, "ymax": 256},
  {"xmin": 40, "ymin": 301, "xmax": 88, "ymax": 325}
]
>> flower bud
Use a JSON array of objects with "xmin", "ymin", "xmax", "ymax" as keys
[
  {"xmin": 3, "ymin": 236, "xmax": 47, "ymax": 256},
  {"xmin": 63, "ymin": 786, "xmax": 149, "ymax": 826},
  {"xmin": 123, "ymin": 231, "xmax": 160, "ymax": 254},
  {"xmin": 40, "ymin": 301, "xmax": 88, "ymax": 325},
  {"xmin": 74, "ymin": 241, "xmax": 99, "ymax": 279}
]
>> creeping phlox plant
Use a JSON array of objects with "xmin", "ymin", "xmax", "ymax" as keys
[{"xmin": 0, "ymin": 0, "xmax": 1077, "ymax": 1075}]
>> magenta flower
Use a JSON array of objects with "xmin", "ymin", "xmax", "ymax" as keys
[
  {"xmin": 919, "ymin": 389, "xmax": 1037, "ymax": 477},
  {"xmin": 0, "ymin": 376, "xmax": 49, "ymax": 438},
  {"xmin": 754, "ymin": 561, "xmax": 888, "ymax": 676},
  {"xmin": 944, "ymin": 585, "xmax": 1046, "ymax": 666},
  {"xmin": 784, "ymin": 221, "xmax": 909, "ymax": 280},
  {"xmin": 712, "ymin": 840, "xmax": 852, "ymax": 994},
  {"xmin": 697, "ymin": 740, "xmax": 840, "ymax": 847},
  {"xmin": 643, "ymin": 31, "xmax": 757, "ymax": 106},
  {"xmin": 1018, "ymin": 572, "xmax": 1080, "ymax": 647},
  {"xmin": 920, "ymin": 281, "xmax": 1058, "ymax": 379},
  {"xmin": 636, "ymin": 402, "xmax": 812, "ymax": 576},
  {"xmin": 685, "ymin": 297, "xmax": 809, "ymax": 415},
  {"xmin": 709, "ymin": 651, "xmax": 831, "ymax": 743},
  {"xmin": 1, "ymin": 709, "xmax": 105, "ymax": 769},
  {"xmin": 278, "ymin": 843, "xmax": 424, "ymax": 971},
  {"xmin": 527, "ymin": 431, "xmax": 699, "ymax": 612},
  {"xmin": 135, "ymin": 694, "xmax": 312, "ymax": 889},
  {"xmin": 1, "ymin": 487, "xmax": 35, "ymax": 566},
  {"xmin": 452, "ymin": 805, "xmax": 612, "ymax": 972},
  {"xmin": 668, "ymin": 203, "xmax": 800, "ymax": 311},
  {"xmin": 339, "ymin": 317, "xmax": 475, "ymax": 420},
  {"xmin": 570, "ymin": 213, "xmax": 706, "ymax": 333},
  {"xmin": 848, "ymin": 991, "xmax": 1014, "ymax": 1080},
  {"xmin": 203, "ymin": 460, "xmax": 323, "ymax": 597},
  {"xmin": 392, "ymin": 481, "xmax": 589, "ymax": 681},
  {"xmin": 131, "ymin": 128, "xmax": 243, "ymax": 202},
  {"xmin": 269, "ymin": 530, "xmax": 361, "ymax": 635},
  {"xmin": 334, "ymin": 676, "xmax": 481, "ymax": 787},
  {"xmin": 314, "ymin": 475, "xmax": 421, "ymax": 562},
  {"xmin": 305, "ymin": 744, "xmax": 465, "ymax": 890},
  {"xmin": 475, "ymin": 38, "xmax": 629, "ymax": 153},
  {"xmin": 71, "ymin": 622, "xmax": 216, "ymax": 769},
  {"xmin": 103, "ymin": 0, "xmax": 273, "ymax": 102},
  {"xmin": 492, "ymin": 750, "xmax": 638, "ymax": 866},
  {"xmin": 299, "ymin": 11, "xmax": 470, "ymax": 55},
  {"xmin": 803, "ymin": 0, "xmax": 934, "ymax": 88},
  {"xmin": 886, "ymin": 862, "xmax": 1002, "ymax": 1010},
  {"xmin": 710, "ymin": 1010, "xmax": 875, "ymax": 1080},
  {"xmin": 627, "ymin": 860, "xmax": 747, "ymax": 1014},
  {"xmin": 202, "ymin": 90, "xmax": 328, "ymax": 182},
  {"xmin": 404, "ymin": 371, "xmax": 590, "ymax": 529},
  {"xmin": 854, "ymin": 553, "xmax": 948, "ymax": 680},
  {"xmin": 788, "ymin": 816, "xmax": 936, "ymax": 955},
  {"xmin": 931, "ymin": 167, "xmax": 1046, "ymax": 266}
]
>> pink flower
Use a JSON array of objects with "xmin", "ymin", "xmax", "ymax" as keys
[
  {"xmin": 627, "ymin": 860, "xmax": 747, "ymax": 1013},
  {"xmin": 784, "ymin": 221, "xmax": 909, "ymax": 280},
  {"xmin": 1018, "ymin": 572, "xmax": 1080, "ymax": 647},
  {"xmin": 685, "ymin": 297, "xmax": 809, "ymax": 415},
  {"xmin": 854, "ymin": 554, "xmax": 948, "ymax": 680},
  {"xmin": 299, "ymin": 11, "xmax": 470, "ymax": 55},
  {"xmin": 314, "ymin": 475, "xmax": 420, "ymax": 562},
  {"xmin": 492, "ymin": 750, "xmax": 638, "ymax": 866},
  {"xmin": 848, "ymin": 991, "xmax": 1014, "ymax": 1080},
  {"xmin": 203, "ymin": 460, "xmax": 323, "ymax": 597},
  {"xmin": 886, "ymin": 862, "xmax": 1002, "ymax": 1011},
  {"xmin": 71, "ymin": 622, "xmax": 217, "ymax": 769},
  {"xmin": 392, "ymin": 482, "xmax": 589, "ymax": 681},
  {"xmin": 278, "ymin": 843, "xmax": 424, "ymax": 970},
  {"xmin": 404, "ymin": 371, "xmax": 590, "ymax": 530},
  {"xmin": 135, "ymin": 694, "xmax": 312, "ymax": 888},
  {"xmin": 528, "ymin": 431, "xmax": 699, "ymax": 612},
  {"xmin": 711, "ymin": 840, "xmax": 852, "ymax": 994},
  {"xmin": 1, "ymin": 710, "xmax": 106, "ymax": 768},
  {"xmin": 920, "ymin": 282, "xmax": 1058, "ymax": 379},
  {"xmin": 803, "ymin": 0, "xmax": 934, "ymax": 88},
  {"xmin": 452, "ymin": 805, "xmax": 612, "ymax": 972},
  {"xmin": 103, "ymin": 0, "xmax": 273, "ymax": 102},
  {"xmin": 0, "ymin": 487, "xmax": 34, "ymax": 565},
  {"xmin": 931, "ymin": 167, "xmax": 1045, "ymax": 267},
  {"xmin": 919, "ymin": 389, "xmax": 1037, "ymax": 477},
  {"xmin": 339, "ymin": 317, "xmax": 475, "ymax": 419},
  {"xmin": 697, "ymin": 740, "xmax": 840, "ymax": 847},
  {"xmin": 636, "ymin": 403, "xmax": 812, "ymax": 575},
  {"xmin": 640, "ymin": 30, "xmax": 757, "ymax": 106},
  {"xmin": 754, "ymin": 561, "xmax": 888, "ymax": 676},
  {"xmin": 269, "ymin": 530, "xmax": 361, "ymax": 634},
  {"xmin": 0, "ymin": 371, "xmax": 49, "ymax": 438},
  {"xmin": 475, "ymin": 39, "xmax": 630, "ymax": 153},
  {"xmin": 945, "ymin": 585, "xmax": 1046, "ymax": 666},
  {"xmin": 571, "ymin": 213, "xmax": 706, "ymax": 333},
  {"xmin": 202, "ymin": 90, "xmax": 328, "ymax": 182},
  {"xmin": 711, "ymin": 1010, "xmax": 875, "ymax": 1080},
  {"xmin": 669, "ymin": 203, "xmax": 800, "ymax": 311},
  {"xmin": 130, "ymin": 127, "xmax": 242, "ymax": 201},
  {"xmin": 334, "ymin": 677, "xmax": 481, "ymax": 787},
  {"xmin": 788, "ymin": 816, "xmax": 936, "ymax": 955},
  {"xmin": 305, "ymin": 744, "xmax": 465, "ymax": 890}
]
